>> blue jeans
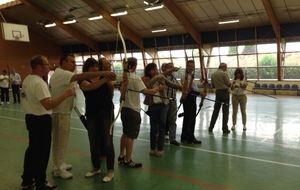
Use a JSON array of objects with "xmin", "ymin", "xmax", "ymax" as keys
[{"xmin": 147, "ymin": 103, "xmax": 169, "ymax": 151}]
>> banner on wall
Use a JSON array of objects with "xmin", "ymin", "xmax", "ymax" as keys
[{"xmin": 1, "ymin": 22, "xmax": 30, "ymax": 42}]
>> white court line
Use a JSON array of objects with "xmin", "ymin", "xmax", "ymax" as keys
[
  {"xmin": 2, "ymin": 115, "xmax": 300, "ymax": 168},
  {"xmin": 261, "ymin": 115, "xmax": 300, "ymax": 142}
]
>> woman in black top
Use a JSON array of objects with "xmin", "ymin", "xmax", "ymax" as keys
[{"xmin": 79, "ymin": 58, "xmax": 115, "ymax": 182}]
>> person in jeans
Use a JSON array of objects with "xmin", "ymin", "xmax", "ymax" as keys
[
  {"xmin": 118, "ymin": 57, "xmax": 162, "ymax": 167},
  {"xmin": 231, "ymin": 68, "xmax": 248, "ymax": 131},
  {"xmin": 163, "ymin": 63, "xmax": 182, "ymax": 146},
  {"xmin": 21, "ymin": 55, "xmax": 75, "ymax": 190},
  {"xmin": 79, "ymin": 57, "xmax": 116, "ymax": 182}
]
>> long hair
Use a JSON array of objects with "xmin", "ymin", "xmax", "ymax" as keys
[
  {"xmin": 144, "ymin": 63, "xmax": 157, "ymax": 79},
  {"xmin": 98, "ymin": 58, "xmax": 107, "ymax": 71},
  {"xmin": 233, "ymin": 68, "xmax": 244, "ymax": 80},
  {"xmin": 82, "ymin": 58, "xmax": 98, "ymax": 72}
]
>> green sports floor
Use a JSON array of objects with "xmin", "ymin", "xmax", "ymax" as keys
[{"xmin": 0, "ymin": 89, "xmax": 300, "ymax": 190}]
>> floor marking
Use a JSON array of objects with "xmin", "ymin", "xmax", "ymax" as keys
[
  {"xmin": 261, "ymin": 115, "xmax": 300, "ymax": 142},
  {"xmin": 2, "ymin": 116, "xmax": 300, "ymax": 169},
  {"xmin": 142, "ymin": 167, "xmax": 231, "ymax": 190}
]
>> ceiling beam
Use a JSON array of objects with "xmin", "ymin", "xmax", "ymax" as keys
[
  {"xmin": 163, "ymin": 0, "xmax": 202, "ymax": 45},
  {"xmin": 261, "ymin": 0, "xmax": 280, "ymax": 37},
  {"xmin": 19, "ymin": 0, "xmax": 99, "ymax": 51},
  {"xmin": 82, "ymin": 0, "xmax": 144, "ymax": 50}
]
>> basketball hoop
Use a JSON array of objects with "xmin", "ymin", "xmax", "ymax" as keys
[{"xmin": 13, "ymin": 34, "xmax": 24, "ymax": 40}]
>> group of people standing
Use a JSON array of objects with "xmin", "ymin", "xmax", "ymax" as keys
[
  {"xmin": 0, "ymin": 68, "xmax": 21, "ymax": 105},
  {"xmin": 20, "ymin": 54, "xmax": 247, "ymax": 190}
]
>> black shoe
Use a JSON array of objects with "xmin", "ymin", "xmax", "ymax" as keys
[
  {"xmin": 21, "ymin": 180, "xmax": 35, "ymax": 189},
  {"xmin": 170, "ymin": 140, "xmax": 181, "ymax": 146},
  {"xmin": 118, "ymin": 155, "xmax": 125, "ymax": 163},
  {"xmin": 187, "ymin": 139, "xmax": 202, "ymax": 144},
  {"xmin": 124, "ymin": 160, "xmax": 142, "ymax": 168},
  {"xmin": 181, "ymin": 135, "xmax": 187, "ymax": 142},
  {"xmin": 36, "ymin": 183, "xmax": 58, "ymax": 190},
  {"xmin": 223, "ymin": 130, "xmax": 231, "ymax": 134}
]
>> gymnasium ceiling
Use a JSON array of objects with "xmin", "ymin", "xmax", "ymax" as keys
[{"xmin": 0, "ymin": 0, "xmax": 300, "ymax": 51}]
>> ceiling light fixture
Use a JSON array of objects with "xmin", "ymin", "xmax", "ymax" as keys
[
  {"xmin": 44, "ymin": 23, "xmax": 56, "ymax": 28},
  {"xmin": 144, "ymin": 0, "xmax": 163, "ymax": 6},
  {"xmin": 63, "ymin": 19, "xmax": 76, "ymax": 24},
  {"xmin": 145, "ymin": 4, "xmax": 164, "ymax": 11},
  {"xmin": 110, "ymin": 11, "xmax": 127, "ymax": 17},
  {"xmin": 151, "ymin": 28, "xmax": 166, "ymax": 33},
  {"xmin": 88, "ymin": 15, "xmax": 103, "ymax": 21},
  {"xmin": 219, "ymin": 19, "xmax": 239, "ymax": 25}
]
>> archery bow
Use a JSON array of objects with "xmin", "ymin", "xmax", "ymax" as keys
[
  {"xmin": 110, "ymin": 20, "xmax": 128, "ymax": 135},
  {"xmin": 196, "ymin": 50, "xmax": 207, "ymax": 116}
]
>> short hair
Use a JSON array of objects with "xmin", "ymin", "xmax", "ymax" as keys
[
  {"xmin": 187, "ymin": 60, "xmax": 195, "ymax": 64},
  {"xmin": 30, "ymin": 55, "xmax": 46, "ymax": 69},
  {"xmin": 82, "ymin": 58, "xmax": 99, "ymax": 72},
  {"xmin": 161, "ymin": 63, "xmax": 167, "ymax": 71},
  {"xmin": 127, "ymin": 57, "xmax": 138, "ymax": 68},
  {"xmin": 219, "ymin": 62, "xmax": 227, "ymax": 68},
  {"xmin": 60, "ymin": 53, "xmax": 74, "ymax": 65}
]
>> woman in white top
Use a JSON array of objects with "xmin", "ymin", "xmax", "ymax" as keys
[{"xmin": 231, "ymin": 68, "xmax": 248, "ymax": 131}]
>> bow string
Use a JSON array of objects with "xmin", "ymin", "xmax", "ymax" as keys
[
  {"xmin": 196, "ymin": 50, "xmax": 207, "ymax": 116},
  {"xmin": 110, "ymin": 20, "xmax": 129, "ymax": 134}
]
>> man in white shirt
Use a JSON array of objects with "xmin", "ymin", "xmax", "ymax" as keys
[
  {"xmin": 21, "ymin": 55, "xmax": 75, "ymax": 190},
  {"xmin": 50, "ymin": 54, "xmax": 116, "ymax": 179},
  {"xmin": 0, "ymin": 69, "xmax": 10, "ymax": 105},
  {"xmin": 10, "ymin": 68, "xmax": 21, "ymax": 104}
]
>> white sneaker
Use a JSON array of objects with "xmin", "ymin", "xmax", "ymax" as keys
[
  {"xmin": 243, "ymin": 125, "xmax": 247, "ymax": 131},
  {"xmin": 65, "ymin": 164, "xmax": 72, "ymax": 170},
  {"xmin": 53, "ymin": 170, "xmax": 73, "ymax": 179},
  {"xmin": 231, "ymin": 125, "xmax": 236, "ymax": 130},
  {"xmin": 85, "ymin": 169, "xmax": 101, "ymax": 178}
]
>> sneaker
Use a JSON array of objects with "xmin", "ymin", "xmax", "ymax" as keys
[
  {"xmin": 170, "ymin": 140, "xmax": 181, "ymax": 146},
  {"xmin": 36, "ymin": 182, "xmax": 58, "ymax": 190},
  {"xmin": 118, "ymin": 155, "xmax": 125, "ymax": 163},
  {"xmin": 243, "ymin": 125, "xmax": 247, "ymax": 131},
  {"xmin": 124, "ymin": 160, "xmax": 142, "ymax": 168},
  {"xmin": 53, "ymin": 170, "xmax": 73, "ymax": 179},
  {"xmin": 64, "ymin": 164, "xmax": 72, "ymax": 170},
  {"xmin": 21, "ymin": 180, "xmax": 35, "ymax": 189},
  {"xmin": 231, "ymin": 125, "xmax": 236, "ymax": 130},
  {"xmin": 85, "ymin": 169, "xmax": 101, "ymax": 178}
]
